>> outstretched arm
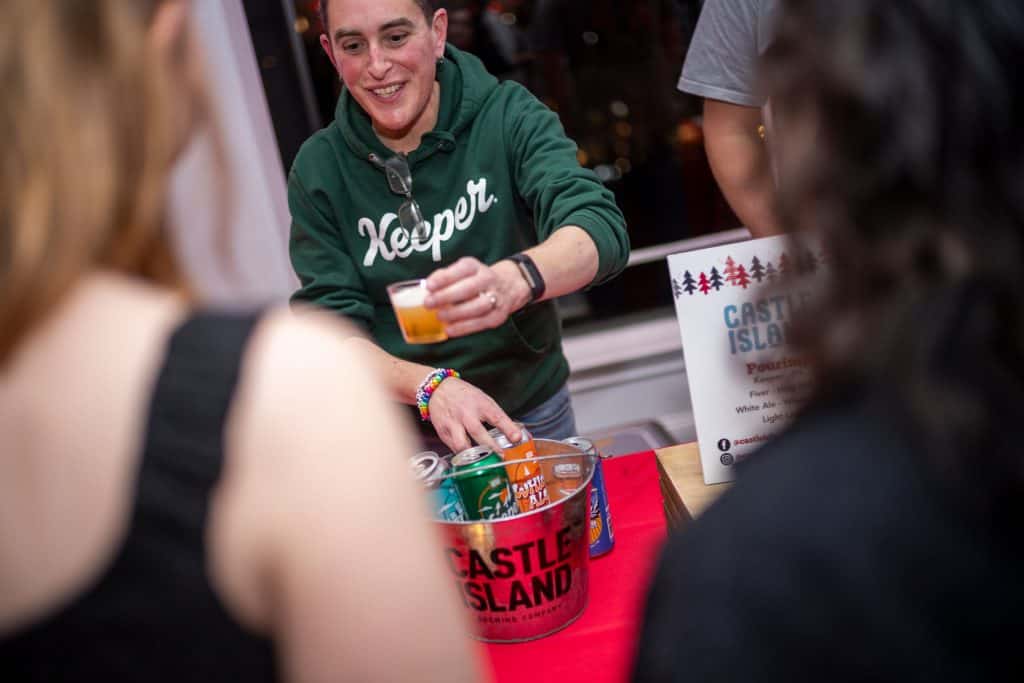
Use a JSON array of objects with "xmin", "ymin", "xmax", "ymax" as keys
[
  {"xmin": 423, "ymin": 83, "xmax": 628, "ymax": 338},
  {"xmin": 343, "ymin": 334, "xmax": 520, "ymax": 453},
  {"xmin": 289, "ymin": 169, "xmax": 519, "ymax": 454},
  {"xmin": 422, "ymin": 225, "xmax": 598, "ymax": 338}
]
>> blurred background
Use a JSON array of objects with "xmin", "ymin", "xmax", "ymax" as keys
[{"xmin": 183, "ymin": 0, "xmax": 753, "ymax": 453}]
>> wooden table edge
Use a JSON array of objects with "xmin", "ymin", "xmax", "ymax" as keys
[{"xmin": 653, "ymin": 442, "xmax": 731, "ymax": 529}]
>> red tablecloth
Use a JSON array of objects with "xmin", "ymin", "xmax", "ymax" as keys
[{"xmin": 481, "ymin": 450, "xmax": 667, "ymax": 683}]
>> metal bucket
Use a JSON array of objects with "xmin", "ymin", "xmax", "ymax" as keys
[{"xmin": 436, "ymin": 439, "xmax": 596, "ymax": 643}]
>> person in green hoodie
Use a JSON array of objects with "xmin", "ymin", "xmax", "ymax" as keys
[{"xmin": 289, "ymin": 0, "xmax": 630, "ymax": 454}]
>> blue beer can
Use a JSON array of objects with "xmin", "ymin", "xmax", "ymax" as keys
[
  {"xmin": 563, "ymin": 437, "xmax": 615, "ymax": 557},
  {"xmin": 410, "ymin": 451, "xmax": 466, "ymax": 521}
]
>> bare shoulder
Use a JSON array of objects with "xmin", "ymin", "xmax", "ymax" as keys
[
  {"xmin": 210, "ymin": 306, "xmax": 479, "ymax": 681},
  {"xmin": 244, "ymin": 307, "xmax": 361, "ymax": 377},
  {"xmin": 235, "ymin": 306, "xmax": 402, "ymax": 445},
  {"xmin": 207, "ymin": 305, "xmax": 415, "ymax": 622}
]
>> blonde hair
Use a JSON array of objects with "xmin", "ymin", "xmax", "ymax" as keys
[{"xmin": 0, "ymin": 0, "xmax": 208, "ymax": 364}]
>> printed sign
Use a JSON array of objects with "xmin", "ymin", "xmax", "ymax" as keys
[{"xmin": 668, "ymin": 235, "xmax": 827, "ymax": 484}]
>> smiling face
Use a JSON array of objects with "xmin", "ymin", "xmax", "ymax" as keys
[{"xmin": 321, "ymin": 0, "xmax": 447, "ymax": 151}]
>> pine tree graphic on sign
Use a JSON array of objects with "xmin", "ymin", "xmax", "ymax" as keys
[
  {"xmin": 749, "ymin": 256, "xmax": 766, "ymax": 283},
  {"xmin": 764, "ymin": 261, "xmax": 778, "ymax": 282},
  {"xmin": 778, "ymin": 253, "xmax": 792, "ymax": 279},
  {"xmin": 709, "ymin": 266, "xmax": 724, "ymax": 291},
  {"xmin": 732, "ymin": 263, "xmax": 752, "ymax": 289},
  {"xmin": 800, "ymin": 249, "xmax": 819, "ymax": 275},
  {"xmin": 723, "ymin": 256, "xmax": 739, "ymax": 285},
  {"xmin": 671, "ymin": 277, "xmax": 683, "ymax": 299},
  {"xmin": 682, "ymin": 270, "xmax": 697, "ymax": 295},
  {"xmin": 698, "ymin": 271, "xmax": 711, "ymax": 294}
]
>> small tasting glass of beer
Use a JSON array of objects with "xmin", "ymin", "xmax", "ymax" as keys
[{"xmin": 387, "ymin": 279, "xmax": 448, "ymax": 344}]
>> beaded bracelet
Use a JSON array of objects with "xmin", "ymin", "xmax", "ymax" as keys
[{"xmin": 416, "ymin": 368, "xmax": 460, "ymax": 421}]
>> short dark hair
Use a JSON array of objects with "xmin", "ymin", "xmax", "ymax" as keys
[{"xmin": 319, "ymin": 0, "xmax": 435, "ymax": 33}]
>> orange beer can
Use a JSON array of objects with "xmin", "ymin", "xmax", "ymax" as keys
[{"xmin": 488, "ymin": 425, "xmax": 551, "ymax": 513}]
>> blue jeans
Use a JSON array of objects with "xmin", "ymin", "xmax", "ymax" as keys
[
  {"xmin": 419, "ymin": 384, "xmax": 578, "ymax": 454},
  {"xmin": 517, "ymin": 383, "xmax": 578, "ymax": 441}
]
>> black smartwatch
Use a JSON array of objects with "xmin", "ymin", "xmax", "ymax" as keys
[{"xmin": 507, "ymin": 253, "xmax": 546, "ymax": 304}]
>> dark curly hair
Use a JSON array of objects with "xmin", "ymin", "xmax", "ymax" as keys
[
  {"xmin": 319, "ymin": 0, "xmax": 436, "ymax": 33},
  {"xmin": 764, "ymin": 0, "xmax": 1024, "ymax": 508}
]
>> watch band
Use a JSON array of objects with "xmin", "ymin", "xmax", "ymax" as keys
[{"xmin": 508, "ymin": 253, "xmax": 546, "ymax": 304}]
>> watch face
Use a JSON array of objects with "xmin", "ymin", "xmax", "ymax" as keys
[{"xmin": 512, "ymin": 254, "xmax": 544, "ymax": 303}]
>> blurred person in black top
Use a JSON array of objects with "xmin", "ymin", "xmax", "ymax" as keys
[
  {"xmin": 634, "ymin": 0, "xmax": 1024, "ymax": 681},
  {"xmin": 0, "ymin": 1, "xmax": 480, "ymax": 681}
]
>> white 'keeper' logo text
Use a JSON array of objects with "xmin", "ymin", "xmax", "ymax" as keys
[{"xmin": 358, "ymin": 177, "xmax": 497, "ymax": 266}]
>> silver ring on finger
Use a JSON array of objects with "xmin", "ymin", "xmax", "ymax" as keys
[{"xmin": 481, "ymin": 291, "xmax": 498, "ymax": 311}]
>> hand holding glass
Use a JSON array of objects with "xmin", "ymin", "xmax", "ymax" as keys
[{"xmin": 388, "ymin": 279, "xmax": 447, "ymax": 344}]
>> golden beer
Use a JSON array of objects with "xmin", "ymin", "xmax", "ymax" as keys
[{"xmin": 388, "ymin": 280, "xmax": 448, "ymax": 344}]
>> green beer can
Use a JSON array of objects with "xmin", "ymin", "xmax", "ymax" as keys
[{"xmin": 451, "ymin": 446, "xmax": 519, "ymax": 520}]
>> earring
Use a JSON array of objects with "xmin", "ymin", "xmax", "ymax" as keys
[{"xmin": 436, "ymin": 56, "xmax": 445, "ymax": 69}]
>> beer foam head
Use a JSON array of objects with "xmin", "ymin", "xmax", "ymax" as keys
[{"xmin": 390, "ymin": 283, "xmax": 427, "ymax": 308}]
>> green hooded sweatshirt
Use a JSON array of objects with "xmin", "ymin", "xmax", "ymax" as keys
[{"xmin": 288, "ymin": 44, "xmax": 629, "ymax": 417}]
